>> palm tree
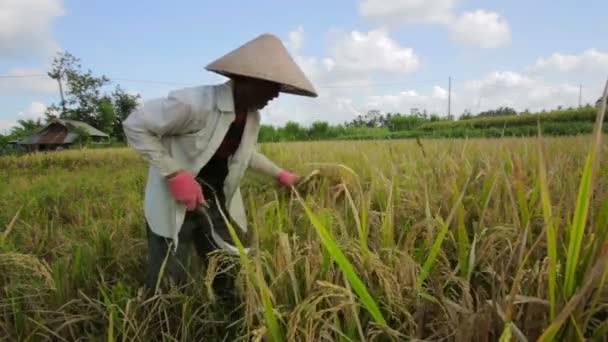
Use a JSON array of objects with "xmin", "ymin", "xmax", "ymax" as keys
[{"xmin": 9, "ymin": 119, "xmax": 44, "ymax": 139}]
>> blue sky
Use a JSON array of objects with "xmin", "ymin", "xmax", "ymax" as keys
[{"xmin": 1, "ymin": 0, "xmax": 607, "ymax": 133}]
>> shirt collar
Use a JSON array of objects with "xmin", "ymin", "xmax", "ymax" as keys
[{"xmin": 215, "ymin": 81, "xmax": 235, "ymax": 113}]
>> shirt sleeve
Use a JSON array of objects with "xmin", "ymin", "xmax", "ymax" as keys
[
  {"xmin": 122, "ymin": 92, "xmax": 197, "ymax": 177},
  {"xmin": 248, "ymin": 149, "xmax": 283, "ymax": 177}
]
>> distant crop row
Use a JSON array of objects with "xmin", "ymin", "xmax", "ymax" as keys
[
  {"xmin": 419, "ymin": 107, "xmax": 601, "ymax": 130},
  {"xmin": 335, "ymin": 122, "xmax": 606, "ymax": 141}
]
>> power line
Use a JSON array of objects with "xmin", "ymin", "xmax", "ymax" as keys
[
  {"xmin": 110, "ymin": 78, "xmax": 194, "ymax": 86},
  {"xmin": 317, "ymin": 79, "xmax": 449, "ymax": 89},
  {"xmin": 0, "ymin": 74, "xmax": 47, "ymax": 79},
  {"xmin": 0, "ymin": 73, "xmax": 452, "ymax": 89}
]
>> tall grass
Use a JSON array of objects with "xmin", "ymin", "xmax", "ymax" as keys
[{"xmin": 1, "ymin": 129, "xmax": 607, "ymax": 340}]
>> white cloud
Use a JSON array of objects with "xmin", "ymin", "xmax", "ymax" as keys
[
  {"xmin": 0, "ymin": 0, "xmax": 65, "ymax": 58},
  {"xmin": 267, "ymin": 28, "xmax": 604, "ymax": 126},
  {"xmin": 432, "ymin": 86, "xmax": 449, "ymax": 100},
  {"xmin": 359, "ymin": 0, "xmax": 457, "ymax": 24},
  {"xmin": 0, "ymin": 119, "xmax": 17, "ymax": 135},
  {"xmin": 329, "ymin": 29, "xmax": 420, "ymax": 75},
  {"xmin": 365, "ymin": 86, "xmax": 451, "ymax": 115},
  {"xmin": 463, "ymin": 71, "xmax": 582, "ymax": 112},
  {"xmin": 288, "ymin": 26, "xmax": 304, "ymax": 52},
  {"xmin": 464, "ymin": 71, "xmax": 535, "ymax": 95},
  {"xmin": 262, "ymin": 27, "xmax": 423, "ymax": 125},
  {"xmin": 0, "ymin": 102, "xmax": 48, "ymax": 135},
  {"xmin": 17, "ymin": 102, "xmax": 47, "ymax": 121},
  {"xmin": 287, "ymin": 28, "xmax": 420, "ymax": 88},
  {"xmin": 530, "ymin": 48, "xmax": 608, "ymax": 74},
  {"xmin": 359, "ymin": 0, "xmax": 511, "ymax": 49},
  {"xmin": 449, "ymin": 10, "xmax": 511, "ymax": 48},
  {"xmin": 353, "ymin": 69, "xmax": 587, "ymax": 119},
  {"xmin": 0, "ymin": 68, "xmax": 57, "ymax": 94}
]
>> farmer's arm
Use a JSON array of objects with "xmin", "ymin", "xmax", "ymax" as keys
[
  {"xmin": 122, "ymin": 93, "xmax": 196, "ymax": 178},
  {"xmin": 248, "ymin": 149, "xmax": 283, "ymax": 177}
]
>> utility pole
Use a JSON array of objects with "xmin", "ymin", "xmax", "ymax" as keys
[
  {"xmin": 57, "ymin": 75, "xmax": 66, "ymax": 115},
  {"xmin": 448, "ymin": 76, "xmax": 452, "ymax": 118},
  {"xmin": 578, "ymin": 84, "xmax": 582, "ymax": 108},
  {"xmin": 51, "ymin": 65, "xmax": 66, "ymax": 117}
]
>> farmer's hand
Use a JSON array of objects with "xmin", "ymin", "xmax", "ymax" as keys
[
  {"xmin": 277, "ymin": 170, "xmax": 299, "ymax": 187},
  {"xmin": 167, "ymin": 171, "xmax": 205, "ymax": 210}
]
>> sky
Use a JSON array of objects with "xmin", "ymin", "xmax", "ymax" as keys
[{"xmin": 1, "ymin": 0, "xmax": 607, "ymax": 134}]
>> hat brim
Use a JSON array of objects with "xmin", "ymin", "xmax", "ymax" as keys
[{"xmin": 206, "ymin": 69, "xmax": 317, "ymax": 98}]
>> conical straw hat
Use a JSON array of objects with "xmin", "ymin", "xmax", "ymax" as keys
[{"xmin": 205, "ymin": 33, "xmax": 317, "ymax": 97}]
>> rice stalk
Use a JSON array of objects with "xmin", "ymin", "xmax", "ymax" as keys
[
  {"xmin": 537, "ymin": 137, "xmax": 558, "ymax": 321},
  {"xmin": 215, "ymin": 197, "xmax": 284, "ymax": 342},
  {"xmin": 293, "ymin": 188, "xmax": 387, "ymax": 328}
]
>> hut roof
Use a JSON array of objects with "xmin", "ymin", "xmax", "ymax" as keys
[
  {"xmin": 52, "ymin": 119, "xmax": 109, "ymax": 137},
  {"xmin": 16, "ymin": 119, "xmax": 109, "ymax": 145}
]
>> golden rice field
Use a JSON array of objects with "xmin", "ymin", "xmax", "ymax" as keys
[{"xmin": 1, "ymin": 134, "xmax": 608, "ymax": 341}]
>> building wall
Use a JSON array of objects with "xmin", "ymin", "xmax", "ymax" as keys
[{"xmin": 38, "ymin": 123, "xmax": 68, "ymax": 144}]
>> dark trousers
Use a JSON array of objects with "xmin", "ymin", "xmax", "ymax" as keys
[{"xmin": 144, "ymin": 177, "xmax": 237, "ymax": 302}]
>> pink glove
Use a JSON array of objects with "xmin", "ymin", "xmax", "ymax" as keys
[
  {"xmin": 167, "ymin": 171, "xmax": 205, "ymax": 210},
  {"xmin": 277, "ymin": 170, "xmax": 299, "ymax": 187}
]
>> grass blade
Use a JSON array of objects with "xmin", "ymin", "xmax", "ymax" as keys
[
  {"xmin": 416, "ymin": 218, "xmax": 450, "ymax": 290},
  {"xmin": 455, "ymin": 183, "xmax": 470, "ymax": 278},
  {"xmin": 107, "ymin": 305, "xmax": 115, "ymax": 342},
  {"xmin": 538, "ymin": 241, "xmax": 608, "ymax": 341},
  {"xmin": 564, "ymin": 79, "xmax": 607, "ymax": 298}
]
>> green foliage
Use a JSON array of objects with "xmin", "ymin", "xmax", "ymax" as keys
[
  {"xmin": 283, "ymin": 121, "xmax": 307, "ymax": 141},
  {"xmin": 476, "ymin": 106, "xmax": 518, "ymax": 118},
  {"xmin": 386, "ymin": 113, "xmax": 427, "ymax": 131},
  {"xmin": 309, "ymin": 121, "xmax": 330, "ymax": 139},
  {"xmin": 259, "ymin": 125, "xmax": 280, "ymax": 142},
  {"xmin": 0, "ymin": 119, "xmax": 45, "ymax": 149},
  {"xmin": 46, "ymin": 52, "xmax": 111, "ymax": 127},
  {"xmin": 97, "ymin": 97, "xmax": 116, "ymax": 136},
  {"xmin": 73, "ymin": 127, "xmax": 91, "ymax": 146},
  {"xmin": 111, "ymin": 87, "xmax": 140, "ymax": 142},
  {"xmin": 45, "ymin": 52, "xmax": 140, "ymax": 141}
]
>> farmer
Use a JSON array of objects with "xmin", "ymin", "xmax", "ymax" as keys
[{"xmin": 122, "ymin": 33, "xmax": 317, "ymax": 295}]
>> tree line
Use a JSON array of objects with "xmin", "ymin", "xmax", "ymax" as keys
[{"xmin": 257, "ymin": 103, "xmax": 602, "ymax": 142}]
